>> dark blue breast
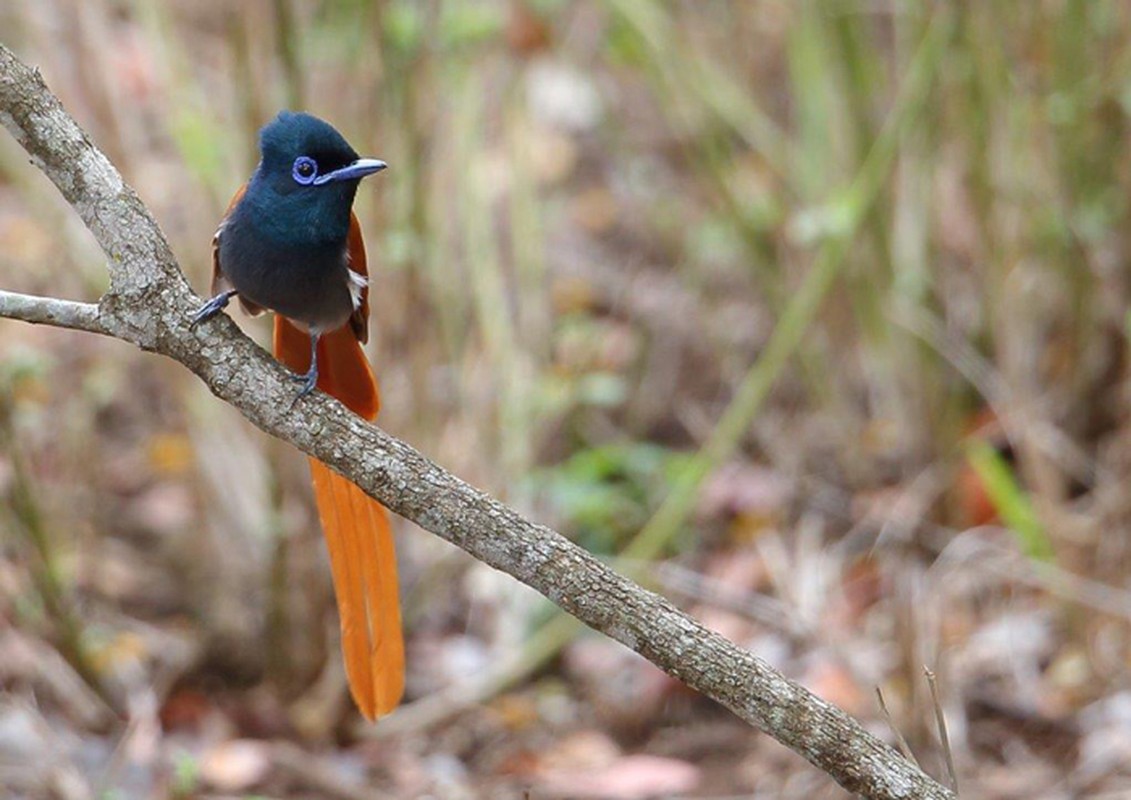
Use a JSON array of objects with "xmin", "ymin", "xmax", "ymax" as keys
[{"xmin": 218, "ymin": 178, "xmax": 355, "ymax": 332}]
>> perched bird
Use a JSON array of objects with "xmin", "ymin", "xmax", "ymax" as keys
[{"xmin": 193, "ymin": 111, "xmax": 403, "ymax": 719}]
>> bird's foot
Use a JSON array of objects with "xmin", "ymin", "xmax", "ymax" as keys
[
  {"xmin": 289, "ymin": 367, "xmax": 319, "ymax": 409},
  {"xmin": 191, "ymin": 290, "xmax": 236, "ymax": 326}
]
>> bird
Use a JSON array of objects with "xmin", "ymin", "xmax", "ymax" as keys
[{"xmin": 192, "ymin": 111, "xmax": 403, "ymax": 719}]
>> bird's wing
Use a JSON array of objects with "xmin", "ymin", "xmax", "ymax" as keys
[
  {"xmin": 211, "ymin": 183, "xmax": 265, "ymax": 317},
  {"xmin": 346, "ymin": 211, "xmax": 370, "ymax": 344}
]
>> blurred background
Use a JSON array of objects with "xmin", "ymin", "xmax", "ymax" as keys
[{"xmin": 2, "ymin": 1, "xmax": 1131, "ymax": 797}]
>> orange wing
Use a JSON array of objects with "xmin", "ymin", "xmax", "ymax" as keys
[
  {"xmin": 346, "ymin": 212, "xmax": 370, "ymax": 345},
  {"xmin": 216, "ymin": 186, "xmax": 403, "ymax": 719}
]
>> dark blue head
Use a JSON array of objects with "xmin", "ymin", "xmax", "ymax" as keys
[{"xmin": 245, "ymin": 111, "xmax": 386, "ymax": 245}]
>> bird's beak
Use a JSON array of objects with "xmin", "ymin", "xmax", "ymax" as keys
[{"xmin": 314, "ymin": 158, "xmax": 388, "ymax": 185}]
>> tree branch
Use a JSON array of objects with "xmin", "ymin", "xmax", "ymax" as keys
[
  {"xmin": 0, "ymin": 43, "xmax": 954, "ymax": 800},
  {"xmin": 0, "ymin": 289, "xmax": 106, "ymax": 334}
]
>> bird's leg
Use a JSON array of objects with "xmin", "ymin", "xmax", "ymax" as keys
[
  {"xmin": 190, "ymin": 289, "xmax": 238, "ymax": 326},
  {"xmin": 289, "ymin": 332, "xmax": 321, "ymax": 404}
]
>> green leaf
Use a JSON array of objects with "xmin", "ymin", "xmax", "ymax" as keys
[{"xmin": 965, "ymin": 440, "xmax": 1054, "ymax": 562}]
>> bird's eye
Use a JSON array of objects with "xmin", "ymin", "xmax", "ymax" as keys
[{"xmin": 292, "ymin": 156, "xmax": 318, "ymax": 185}]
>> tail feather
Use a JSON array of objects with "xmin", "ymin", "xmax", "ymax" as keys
[
  {"xmin": 309, "ymin": 460, "xmax": 404, "ymax": 717},
  {"xmin": 352, "ymin": 470, "xmax": 404, "ymax": 712},
  {"xmin": 273, "ymin": 319, "xmax": 379, "ymax": 418},
  {"xmin": 274, "ymin": 317, "xmax": 404, "ymax": 719}
]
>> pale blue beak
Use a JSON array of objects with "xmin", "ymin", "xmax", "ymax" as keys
[{"xmin": 314, "ymin": 158, "xmax": 388, "ymax": 185}]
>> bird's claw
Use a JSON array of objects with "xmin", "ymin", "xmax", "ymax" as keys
[
  {"xmin": 190, "ymin": 291, "xmax": 235, "ymax": 327},
  {"xmin": 288, "ymin": 368, "xmax": 319, "ymax": 409}
]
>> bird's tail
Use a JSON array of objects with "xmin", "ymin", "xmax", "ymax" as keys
[{"xmin": 274, "ymin": 317, "xmax": 405, "ymax": 718}]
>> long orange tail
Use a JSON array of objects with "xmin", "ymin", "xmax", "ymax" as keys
[{"xmin": 274, "ymin": 318, "xmax": 405, "ymax": 719}]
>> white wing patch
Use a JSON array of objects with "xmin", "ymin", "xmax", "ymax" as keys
[{"xmin": 347, "ymin": 268, "xmax": 368, "ymax": 310}]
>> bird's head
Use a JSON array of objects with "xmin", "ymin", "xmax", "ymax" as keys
[{"xmin": 248, "ymin": 111, "xmax": 386, "ymax": 242}]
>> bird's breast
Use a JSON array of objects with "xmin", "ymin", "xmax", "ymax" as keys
[{"xmin": 219, "ymin": 208, "xmax": 354, "ymax": 333}]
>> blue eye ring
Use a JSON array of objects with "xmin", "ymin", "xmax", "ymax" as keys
[{"xmin": 292, "ymin": 156, "xmax": 318, "ymax": 185}]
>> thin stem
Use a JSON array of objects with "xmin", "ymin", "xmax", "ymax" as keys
[
  {"xmin": 0, "ymin": 397, "xmax": 119, "ymax": 713},
  {"xmin": 0, "ymin": 290, "xmax": 106, "ymax": 334}
]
